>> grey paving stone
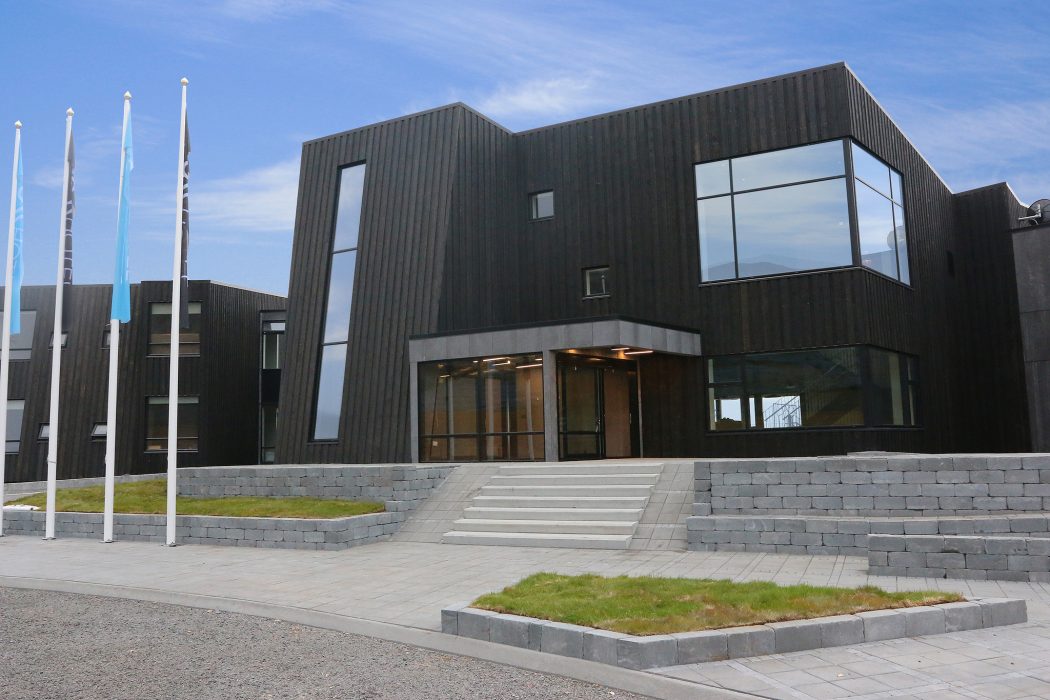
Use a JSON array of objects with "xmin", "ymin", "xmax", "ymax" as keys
[
  {"xmin": 582, "ymin": 629, "xmax": 626, "ymax": 665},
  {"xmin": 457, "ymin": 608, "xmax": 496, "ymax": 641},
  {"xmin": 673, "ymin": 630, "xmax": 728, "ymax": 664},
  {"xmin": 978, "ymin": 598, "xmax": 1027, "ymax": 627},
  {"xmin": 819, "ymin": 615, "xmax": 864, "ymax": 647},
  {"xmin": 489, "ymin": 614, "xmax": 534, "ymax": 649},
  {"xmin": 901, "ymin": 606, "xmax": 946, "ymax": 637},
  {"xmin": 859, "ymin": 608, "xmax": 905, "ymax": 642},
  {"xmin": 539, "ymin": 621, "xmax": 585, "ymax": 658},
  {"xmin": 942, "ymin": 601, "xmax": 984, "ymax": 632},
  {"xmin": 616, "ymin": 636, "xmax": 677, "ymax": 670},
  {"xmin": 769, "ymin": 619, "xmax": 823, "ymax": 653}
]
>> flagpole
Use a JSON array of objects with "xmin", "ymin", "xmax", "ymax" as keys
[
  {"xmin": 0, "ymin": 121, "xmax": 20, "ymax": 537},
  {"xmin": 43, "ymin": 109, "xmax": 74, "ymax": 540},
  {"xmin": 165, "ymin": 78, "xmax": 188, "ymax": 547},
  {"xmin": 103, "ymin": 94, "xmax": 131, "ymax": 543}
]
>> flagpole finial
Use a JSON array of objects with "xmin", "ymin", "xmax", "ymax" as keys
[
  {"xmin": 124, "ymin": 91, "xmax": 132, "ymax": 101},
  {"xmin": 66, "ymin": 108, "xmax": 74, "ymax": 117},
  {"xmin": 14, "ymin": 121, "xmax": 21, "ymax": 129},
  {"xmin": 180, "ymin": 77, "xmax": 188, "ymax": 86}
]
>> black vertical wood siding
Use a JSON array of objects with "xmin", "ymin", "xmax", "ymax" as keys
[{"xmin": 277, "ymin": 63, "xmax": 1035, "ymax": 462}]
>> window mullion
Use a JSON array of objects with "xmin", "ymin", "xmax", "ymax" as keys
[{"xmin": 844, "ymin": 139, "xmax": 862, "ymax": 268}]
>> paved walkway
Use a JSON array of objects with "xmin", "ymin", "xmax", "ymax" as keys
[{"xmin": 2, "ymin": 536, "xmax": 1050, "ymax": 699}]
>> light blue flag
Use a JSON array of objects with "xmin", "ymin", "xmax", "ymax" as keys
[
  {"xmin": 111, "ymin": 112, "xmax": 132, "ymax": 322},
  {"xmin": 10, "ymin": 144, "xmax": 23, "ymax": 334}
]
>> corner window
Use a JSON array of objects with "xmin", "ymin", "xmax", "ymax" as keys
[
  {"xmin": 851, "ymin": 142, "xmax": 909, "ymax": 283},
  {"xmin": 707, "ymin": 346, "xmax": 918, "ymax": 431},
  {"xmin": 5, "ymin": 399, "xmax": 24, "ymax": 452},
  {"xmin": 145, "ymin": 396, "xmax": 199, "ymax": 452},
  {"xmin": 529, "ymin": 190, "xmax": 554, "ymax": 220},
  {"xmin": 90, "ymin": 423, "xmax": 108, "ymax": 440},
  {"xmin": 583, "ymin": 267, "xmax": 609, "ymax": 298},
  {"xmin": 312, "ymin": 163, "xmax": 366, "ymax": 441},
  {"xmin": 0, "ymin": 311, "xmax": 36, "ymax": 360},
  {"xmin": 148, "ymin": 302, "xmax": 202, "ymax": 356}
]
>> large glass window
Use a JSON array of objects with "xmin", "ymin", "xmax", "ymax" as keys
[
  {"xmin": 145, "ymin": 396, "xmax": 199, "ymax": 452},
  {"xmin": 419, "ymin": 354, "xmax": 545, "ymax": 462},
  {"xmin": 5, "ymin": 399, "xmax": 24, "ymax": 452},
  {"xmin": 148, "ymin": 302, "xmax": 202, "ymax": 356},
  {"xmin": 707, "ymin": 347, "xmax": 918, "ymax": 431},
  {"xmin": 0, "ymin": 311, "xmax": 36, "ymax": 360},
  {"xmin": 312, "ymin": 163, "xmax": 366, "ymax": 441},
  {"xmin": 695, "ymin": 139, "xmax": 909, "ymax": 284},
  {"xmin": 852, "ymin": 142, "xmax": 909, "ymax": 283}
]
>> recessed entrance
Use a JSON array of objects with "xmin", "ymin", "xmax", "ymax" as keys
[{"xmin": 557, "ymin": 353, "xmax": 640, "ymax": 460}]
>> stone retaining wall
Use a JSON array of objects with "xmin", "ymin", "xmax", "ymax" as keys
[
  {"xmin": 696, "ymin": 454, "xmax": 1050, "ymax": 517},
  {"xmin": 869, "ymin": 534, "xmax": 1050, "ymax": 581},
  {"xmin": 2, "ymin": 509, "xmax": 401, "ymax": 550},
  {"xmin": 687, "ymin": 513, "xmax": 1050, "ymax": 557},
  {"xmin": 176, "ymin": 464, "xmax": 455, "ymax": 514},
  {"xmin": 442, "ymin": 598, "xmax": 1027, "ymax": 670}
]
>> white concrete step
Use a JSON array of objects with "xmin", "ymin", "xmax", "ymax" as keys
[
  {"xmin": 462, "ymin": 506, "xmax": 643, "ymax": 521},
  {"xmin": 472, "ymin": 495, "xmax": 649, "ymax": 509},
  {"xmin": 498, "ymin": 463, "xmax": 665, "ymax": 476},
  {"xmin": 441, "ymin": 530, "xmax": 631, "ymax": 549},
  {"xmin": 488, "ymin": 474, "xmax": 660, "ymax": 486},
  {"xmin": 480, "ymin": 484, "xmax": 654, "ymax": 497},
  {"xmin": 451, "ymin": 518, "xmax": 637, "ymax": 535}
]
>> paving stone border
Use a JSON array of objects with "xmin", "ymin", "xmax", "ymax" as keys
[
  {"xmin": 687, "ymin": 513, "xmax": 1050, "ymax": 557},
  {"xmin": 2, "ymin": 509, "xmax": 402, "ymax": 550},
  {"xmin": 441, "ymin": 598, "xmax": 1027, "ymax": 670},
  {"xmin": 695, "ymin": 454, "xmax": 1050, "ymax": 517},
  {"xmin": 869, "ymin": 534, "xmax": 1050, "ymax": 581}
]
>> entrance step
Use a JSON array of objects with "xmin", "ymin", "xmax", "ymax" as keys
[
  {"xmin": 471, "ymin": 495, "xmax": 650, "ymax": 509},
  {"xmin": 443, "ymin": 461, "xmax": 664, "ymax": 549},
  {"xmin": 451, "ymin": 518, "xmax": 638, "ymax": 535},
  {"xmin": 462, "ymin": 506, "xmax": 643, "ymax": 521},
  {"xmin": 442, "ymin": 530, "xmax": 632, "ymax": 549},
  {"xmin": 480, "ymin": 484, "xmax": 654, "ymax": 497},
  {"xmin": 489, "ymin": 473, "xmax": 660, "ymax": 486}
]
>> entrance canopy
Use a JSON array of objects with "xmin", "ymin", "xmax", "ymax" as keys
[{"xmin": 408, "ymin": 318, "xmax": 702, "ymax": 462}]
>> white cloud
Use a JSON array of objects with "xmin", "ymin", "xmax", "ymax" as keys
[
  {"xmin": 191, "ymin": 157, "xmax": 300, "ymax": 233},
  {"xmin": 476, "ymin": 76, "xmax": 602, "ymax": 120}
]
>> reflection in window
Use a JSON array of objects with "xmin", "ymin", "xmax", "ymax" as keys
[
  {"xmin": 695, "ymin": 141, "xmax": 850, "ymax": 282},
  {"xmin": 851, "ymin": 143, "xmax": 909, "ymax": 283},
  {"xmin": 91, "ymin": 422, "xmax": 107, "ymax": 440},
  {"xmin": 145, "ymin": 396, "xmax": 199, "ymax": 452},
  {"xmin": 148, "ymin": 302, "xmax": 202, "ymax": 356},
  {"xmin": 5, "ymin": 399, "xmax": 24, "ymax": 452},
  {"xmin": 0, "ymin": 312, "xmax": 36, "ymax": 360},
  {"xmin": 707, "ymin": 347, "xmax": 918, "ymax": 431},
  {"xmin": 38, "ymin": 423, "xmax": 49, "ymax": 440},
  {"xmin": 529, "ymin": 190, "xmax": 554, "ymax": 220},
  {"xmin": 419, "ymin": 354, "xmax": 545, "ymax": 462},
  {"xmin": 312, "ymin": 163, "xmax": 366, "ymax": 441},
  {"xmin": 260, "ymin": 405, "xmax": 278, "ymax": 463}
]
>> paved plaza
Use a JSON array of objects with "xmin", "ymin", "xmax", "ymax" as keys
[{"xmin": 3, "ymin": 536, "xmax": 1050, "ymax": 698}]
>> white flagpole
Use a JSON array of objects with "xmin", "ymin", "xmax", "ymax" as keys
[
  {"xmin": 44, "ymin": 109, "xmax": 73, "ymax": 540},
  {"xmin": 165, "ymin": 78, "xmax": 188, "ymax": 547},
  {"xmin": 103, "ymin": 94, "xmax": 131, "ymax": 543},
  {"xmin": 0, "ymin": 121, "xmax": 21, "ymax": 537}
]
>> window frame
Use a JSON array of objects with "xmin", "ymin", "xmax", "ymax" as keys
[
  {"xmin": 582, "ymin": 266, "xmax": 610, "ymax": 299},
  {"xmin": 146, "ymin": 301, "xmax": 203, "ymax": 357},
  {"xmin": 528, "ymin": 190, "xmax": 555, "ymax": 221},
  {"xmin": 694, "ymin": 138, "xmax": 912, "ymax": 288},
  {"xmin": 90, "ymin": 422, "xmax": 108, "ymax": 440},
  {"xmin": 705, "ymin": 345, "xmax": 921, "ymax": 434},
  {"xmin": 144, "ymin": 395, "xmax": 200, "ymax": 453}
]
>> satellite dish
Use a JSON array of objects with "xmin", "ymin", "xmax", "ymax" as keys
[{"xmin": 1022, "ymin": 199, "xmax": 1050, "ymax": 226}]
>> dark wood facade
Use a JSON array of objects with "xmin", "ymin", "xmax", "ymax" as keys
[
  {"xmin": 4, "ymin": 281, "xmax": 284, "ymax": 482},
  {"xmin": 278, "ymin": 62, "xmax": 1036, "ymax": 463}
]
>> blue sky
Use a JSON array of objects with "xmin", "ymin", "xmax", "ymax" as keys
[{"xmin": 2, "ymin": 0, "xmax": 1047, "ymax": 296}]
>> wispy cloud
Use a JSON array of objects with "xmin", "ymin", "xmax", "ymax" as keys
[{"xmin": 192, "ymin": 157, "xmax": 300, "ymax": 233}]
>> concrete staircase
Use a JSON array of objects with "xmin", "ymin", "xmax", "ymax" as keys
[{"xmin": 442, "ymin": 462, "xmax": 664, "ymax": 549}]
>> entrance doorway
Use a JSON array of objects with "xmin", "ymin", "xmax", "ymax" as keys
[{"xmin": 557, "ymin": 354, "xmax": 640, "ymax": 460}]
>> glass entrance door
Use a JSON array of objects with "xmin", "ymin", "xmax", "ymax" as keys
[{"xmin": 557, "ymin": 354, "xmax": 640, "ymax": 460}]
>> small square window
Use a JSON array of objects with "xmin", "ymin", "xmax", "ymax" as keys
[
  {"xmin": 584, "ymin": 267, "xmax": 610, "ymax": 298},
  {"xmin": 529, "ymin": 190, "xmax": 554, "ymax": 220},
  {"xmin": 49, "ymin": 332, "xmax": 68, "ymax": 348},
  {"xmin": 38, "ymin": 423, "xmax": 50, "ymax": 440},
  {"xmin": 102, "ymin": 327, "xmax": 111, "ymax": 349},
  {"xmin": 91, "ymin": 423, "xmax": 108, "ymax": 440}
]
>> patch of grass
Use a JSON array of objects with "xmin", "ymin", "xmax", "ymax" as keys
[
  {"xmin": 473, "ymin": 573, "xmax": 963, "ymax": 636},
  {"xmin": 10, "ymin": 479, "xmax": 384, "ymax": 519}
]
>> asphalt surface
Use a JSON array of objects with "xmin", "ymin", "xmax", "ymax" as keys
[{"xmin": 0, "ymin": 588, "xmax": 647, "ymax": 700}]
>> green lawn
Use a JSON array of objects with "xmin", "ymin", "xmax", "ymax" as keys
[
  {"xmin": 10, "ymin": 479, "xmax": 385, "ymax": 519},
  {"xmin": 472, "ymin": 573, "xmax": 963, "ymax": 635}
]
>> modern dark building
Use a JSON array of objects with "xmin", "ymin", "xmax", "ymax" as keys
[
  {"xmin": 4, "ymin": 281, "xmax": 285, "ymax": 482},
  {"xmin": 276, "ymin": 62, "xmax": 1049, "ymax": 464}
]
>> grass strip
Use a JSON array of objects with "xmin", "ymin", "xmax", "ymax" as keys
[{"xmin": 473, "ymin": 572, "xmax": 963, "ymax": 635}]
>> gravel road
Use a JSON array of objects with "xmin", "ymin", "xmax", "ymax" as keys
[{"xmin": 0, "ymin": 588, "xmax": 648, "ymax": 700}]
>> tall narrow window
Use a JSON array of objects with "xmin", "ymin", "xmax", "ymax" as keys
[
  {"xmin": 851, "ymin": 142, "xmax": 909, "ymax": 283},
  {"xmin": 5, "ymin": 399, "xmax": 25, "ymax": 452},
  {"xmin": 145, "ymin": 396, "xmax": 199, "ymax": 452},
  {"xmin": 312, "ymin": 163, "xmax": 366, "ymax": 441}
]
